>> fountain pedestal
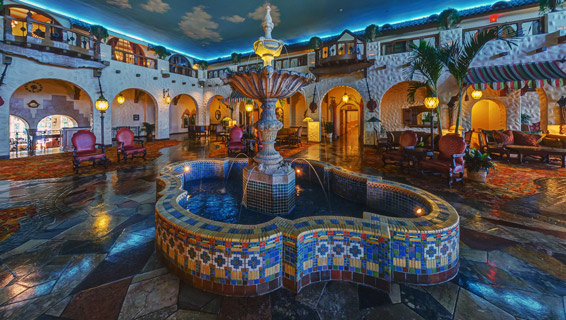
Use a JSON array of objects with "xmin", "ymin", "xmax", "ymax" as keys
[{"xmin": 222, "ymin": 5, "xmax": 314, "ymax": 215}]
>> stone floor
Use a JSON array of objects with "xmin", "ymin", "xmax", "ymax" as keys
[{"xmin": 0, "ymin": 134, "xmax": 565, "ymax": 320}]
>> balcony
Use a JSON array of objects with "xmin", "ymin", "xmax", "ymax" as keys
[
  {"xmin": 111, "ymin": 48, "xmax": 157, "ymax": 69},
  {"xmin": 170, "ymin": 63, "xmax": 197, "ymax": 77},
  {"xmin": 310, "ymin": 30, "xmax": 374, "ymax": 76},
  {"xmin": 3, "ymin": 15, "xmax": 96, "ymax": 59}
]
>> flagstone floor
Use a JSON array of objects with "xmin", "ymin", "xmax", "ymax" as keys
[{"xmin": 0, "ymin": 135, "xmax": 565, "ymax": 320}]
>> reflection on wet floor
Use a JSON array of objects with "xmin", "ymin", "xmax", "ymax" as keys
[{"xmin": 0, "ymin": 135, "xmax": 565, "ymax": 319}]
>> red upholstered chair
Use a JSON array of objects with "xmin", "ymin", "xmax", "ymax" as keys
[
  {"xmin": 116, "ymin": 128, "xmax": 146, "ymax": 163},
  {"xmin": 382, "ymin": 130, "xmax": 417, "ymax": 166},
  {"xmin": 227, "ymin": 126, "xmax": 245, "ymax": 156},
  {"xmin": 71, "ymin": 130, "xmax": 108, "ymax": 173},
  {"xmin": 419, "ymin": 134, "xmax": 466, "ymax": 187}
]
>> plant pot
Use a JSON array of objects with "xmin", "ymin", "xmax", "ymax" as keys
[
  {"xmin": 467, "ymin": 169, "xmax": 488, "ymax": 182},
  {"xmin": 327, "ymin": 133, "xmax": 333, "ymax": 143},
  {"xmin": 146, "ymin": 133, "xmax": 154, "ymax": 142}
]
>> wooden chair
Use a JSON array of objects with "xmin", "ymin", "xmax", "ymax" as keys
[
  {"xmin": 419, "ymin": 134, "xmax": 466, "ymax": 188},
  {"xmin": 383, "ymin": 130, "xmax": 418, "ymax": 167}
]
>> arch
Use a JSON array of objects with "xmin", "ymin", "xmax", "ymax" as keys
[
  {"xmin": 9, "ymin": 115, "xmax": 29, "ymax": 140},
  {"xmin": 289, "ymin": 92, "xmax": 308, "ymax": 127},
  {"xmin": 169, "ymin": 94, "xmax": 198, "ymax": 135},
  {"xmin": 380, "ymin": 81, "xmax": 428, "ymax": 132},
  {"xmin": 37, "ymin": 114, "xmax": 78, "ymax": 131},
  {"xmin": 320, "ymin": 86, "xmax": 364, "ymax": 145},
  {"xmin": 208, "ymin": 95, "xmax": 232, "ymax": 125},
  {"xmin": 471, "ymin": 99, "xmax": 507, "ymax": 131},
  {"xmin": 169, "ymin": 54, "xmax": 191, "ymax": 66},
  {"xmin": 111, "ymin": 88, "xmax": 158, "ymax": 137},
  {"xmin": 9, "ymin": 78, "xmax": 93, "ymax": 130},
  {"xmin": 108, "ymin": 37, "xmax": 146, "ymax": 66}
]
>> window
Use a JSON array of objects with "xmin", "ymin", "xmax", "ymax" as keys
[{"xmin": 382, "ymin": 35, "xmax": 438, "ymax": 55}]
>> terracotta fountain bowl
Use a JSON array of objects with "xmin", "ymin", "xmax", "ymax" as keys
[{"xmin": 221, "ymin": 66, "xmax": 315, "ymax": 100}]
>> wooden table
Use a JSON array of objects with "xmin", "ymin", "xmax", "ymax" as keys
[{"xmin": 404, "ymin": 147, "xmax": 434, "ymax": 169}]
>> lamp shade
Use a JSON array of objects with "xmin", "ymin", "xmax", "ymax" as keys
[
  {"xmin": 303, "ymin": 116, "xmax": 313, "ymax": 122},
  {"xmin": 424, "ymin": 96, "xmax": 439, "ymax": 109},
  {"xmin": 95, "ymin": 95, "xmax": 109, "ymax": 112},
  {"xmin": 471, "ymin": 89, "xmax": 483, "ymax": 100},
  {"xmin": 116, "ymin": 94, "xmax": 125, "ymax": 105}
]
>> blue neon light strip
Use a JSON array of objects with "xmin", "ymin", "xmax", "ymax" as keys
[{"xmin": 16, "ymin": 0, "xmax": 512, "ymax": 62}]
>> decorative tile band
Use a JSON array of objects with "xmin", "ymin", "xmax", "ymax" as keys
[{"xmin": 155, "ymin": 158, "xmax": 459, "ymax": 296}]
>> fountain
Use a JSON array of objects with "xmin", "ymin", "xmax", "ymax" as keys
[
  {"xmin": 155, "ymin": 6, "xmax": 460, "ymax": 297},
  {"xmin": 221, "ymin": 6, "xmax": 315, "ymax": 215}
]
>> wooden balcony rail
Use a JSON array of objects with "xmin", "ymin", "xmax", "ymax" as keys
[
  {"xmin": 4, "ymin": 15, "xmax": 96, "ymax": 58},
  {"xmin": 237, "ymin": 55, "xmax": 308, "ymax": 71},
  {"xmin": 207, "ymin": 68, "xmax": 229, "ymax": 78},
  {"xmin": 318, "ymin": 41, "xmax": 366, "ymax": 64},
  {"xmin": 170, "ymin": 63, "xmax": 197, "ymax": 77},
  {"xmin": 112, "ymin": 48, "xmax": 157, "ymax": 69}
]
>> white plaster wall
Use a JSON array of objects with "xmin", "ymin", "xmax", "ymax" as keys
[
  {"xmin": 169, "ymin": 95, "xmax": 197, "ymax": 134},
  {"xmin": 111, "ymin": 89, "xmax": 155, "ymax": 130}
]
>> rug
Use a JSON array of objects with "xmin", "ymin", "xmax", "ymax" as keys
[
  {"xmin": 0, "ymin": 205, "xmax": 37, "ymax": 242},
  {"xmin": 0, "ymin": 140, "xmax": 180, "ymax": 181},
  {"xmin": 208, "ymin": 142, "xmax": 315, "ymax": 159}
]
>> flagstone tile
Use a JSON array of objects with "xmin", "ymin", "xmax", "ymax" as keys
[
  {"xmin": 358, "ymin": 285, "xmax": 391, "ymax": 310},
  {"xmin": 132, "ymin": 267, "xmax": 169, "ymax": 284},
  {"xmin": 118, "ymin": 273, "xmax": 179, "ymax": 320},
  {"xmin": 400, "ymin": 284, "xmax": 452, "ymax": 320},
  {"xmin": 62, "ymin": 278, "xmax": 132, "ymax": 320},
  {"xmin": 316, "ymin": 281, "xmax": 360, "ymax": 320},
  {"xmin": 136, "ymin": 305, "xmax": 178, "ymax": 320},
  {"xmin": 453, "ymin": 288, "xmax": 514, "ymax": 320},
  {"xmin": 423, "ymin": 281, "xmax": 459, "ymax": 314},
  {"xmin": 167, "ymin": 309, "xmax": 218, "ymax": 320},
  {"xmin": 219, "ymin": 295, "xmax": 271, "ymax": 320},
  {"xmin": 270, "ymin": 287, "xmax": 320, "ymax": 320},
  {"xmin": 44, "ymin": 295, "xmax": 72, "ymax": 317},
  {"xmin": 295, "ymin": 282, "xmax": 326, "ymax": 309},
  {"xmin": 51, "ymin": 254, "xmax": 107, "ymax": 294},
  {"xmin": 362, "ymin": 303, "xmax": 425, "ymax": 320}
]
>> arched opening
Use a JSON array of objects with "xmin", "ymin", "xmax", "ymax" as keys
[
  {"xmin": 380, "ymin": 81, "xmax": 428, "ymax": 132},
  {"xmin": 169, "ymin": 54, "xmax": 195, "ymax": 76},
  {"xmin": 209, "ymin": 95, "xmax": 233, "ymax": 126},
  {"xmin": 471, "ymin": 99, "xmax": 507, "ymax": 131},
  {"xmin": 9, "ymin": 115, "xmax": 29, "ymax": 154},
  {"xmin": 108, "ymin": 37, "xmax": 148, "ymax": 67},
  {"xmin": 9, "ymin": 79, "xmax": 93, "ymax": 157},
  {"xmin": 111, "ymin": 89, "xmax": 157, "ymax": 138},
  {"xmin": 321, "ymin": 86, "xmax": 364, "ymax": 147},
  {"xmin": 35, "ymin": 115, "xmax": 78, "ymax": 151},
  {"xmin": 169, "ymin": 94, "xmax": 197, "ymax": 135},
  {"xmin": 5, "ymin": 5, "xmax": 61, "ymax": 39}
]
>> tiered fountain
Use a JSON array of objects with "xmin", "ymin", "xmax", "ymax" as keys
[{"xmin": 222, "ymin": 6, "xmax": 315, "ymax": 215}]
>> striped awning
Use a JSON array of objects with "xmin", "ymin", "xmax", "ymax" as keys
[
  {"xmin": 221, "ymin": 90, "xmax": 247, "ymax": 104},
  {"xmin": 465, "ymin": 60, "xmax": 566, "ymax": 90}
]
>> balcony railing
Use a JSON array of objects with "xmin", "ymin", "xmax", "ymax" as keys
[
  {"xmin": 112, "ymin": 48, "xmax": 157, "ymax": 69},
  {"xmin": 207, "ymin": 68, "xmax": 229, "ymax": 78},
  {"xmin": 3, "ymin": 15, "xmax": 96, "ymax": 58},
  {"xmin": 170, "ymin": 63, "xmax": 197, "ymax": 77},
  {"xmin": 236, "ymin": 55, "xmax": 308, "ymax": 71},
  {"xmin": 381, "ymin": 35, "xmax": 438, "ymax": 56},
  {"xmin": 463, "ymin": 17, "xmax": 544, "ymax": 43}
]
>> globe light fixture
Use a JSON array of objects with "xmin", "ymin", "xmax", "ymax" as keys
[
  {"xmin": 245, "ymin": 100, "xmax": 254, "ymax": 112},
  {"xmin": 165, "ymin": 94, "xmax": 172, "ymax": 104},
  {"xmin": 116, "ymin": 93, "xmax": 125, "ymax": 105},
  {"xmin": 471, "ymin": 89, "xmax": 483, "ymax": 100},
  {"xmin": 424, "ymin": 96, "xmax": 439, "ymax": 109},
  {"xmin": 95, "ymin": 95, "xmax": 109, "ymax": 112},
  {"xmin": 342, "ymin": 88, "xmax": 349, "ymax": 103}
]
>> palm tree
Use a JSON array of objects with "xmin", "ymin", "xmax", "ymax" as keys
[
  {"xmin": 440, "ymin": 28, "xmax": 512, "ymax": 133},
  {"xmin": 406, "ymin": 41, "xmax": 444, "ymax": 137}
]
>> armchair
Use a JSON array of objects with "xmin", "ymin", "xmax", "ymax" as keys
[
  {"xmin": 382, "ymin": 130, "xmax": 417, "ymax": 167},
  {"xmin": 227, "ymin": 126, "xmax": 246, "ymax": 156},
  {"xmin": 419, "ymin": 134, "xmax": 466, "ymax": 187},
  {"xmin": 116, "ymin": 128, "xmax": 146, "ymax": 163},
  {"xmin": 71, "ymin": 130, "xmax": 108, "ymax": 173}
]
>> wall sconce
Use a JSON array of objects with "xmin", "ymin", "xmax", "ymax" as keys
[
  {"xmin": 471, "ymin": 89, "xmax": 483, "ymax": 100},
  {"xmin": 116, "ymin": 93, "xmax": 125, "ymax": 104},
  {"xmin": 163, "ymin": 89, "xmax": 171, "ymax": 104}
]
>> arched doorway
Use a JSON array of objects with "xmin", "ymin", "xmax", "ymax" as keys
[
  {"xmin": 111, "ymin": 89, "xmax": 157, "ymax": 138},
  {"xmin": 209, "ymin": 95, "xmax": 232, "ymax": 126},
  {"xmin": 380, "ymin": 81, "xmax": 428, "ymax": 132},
  {"xmin": 36, "ymin": 115, "xmax": 77, "ymax": 151},
  {"xmin": 9, "ymin": 78, "xmax": 93, "ymax": 156},
  {"xmin": 471, "ymin": 99, "xmax": 507, "ymax": 131},
  {"xmin": 169, "ymin": 94, "xmax": 197, "ymax": 135},
  {"xmin": 9, "ymin": 115, "xmax": 29, "ymax": 154},
  {"xmin": 5, "ymin": 5, "xmax": 61, "ymax": 39},
  {"xmin": 321, "ymin": 86, "xmax": 364, "ymax": 147},
  {"xmin": 108, "ymin": 38, "xmax": 148, "ymax": 67}
]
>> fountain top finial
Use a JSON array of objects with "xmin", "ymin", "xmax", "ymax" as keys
[{"xmin": 262, "ymin": 5, "xmax": 274, "ymax": 39}]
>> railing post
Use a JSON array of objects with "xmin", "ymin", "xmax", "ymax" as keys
[{"xmin": 45, "ymin": 23, "xmax": 51, "ymax": 40}]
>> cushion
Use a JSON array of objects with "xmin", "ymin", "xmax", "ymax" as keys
[
  {"xmin": 493, "ymin": 130, "xmax": 514, "ymax": 145},
  {"xmin": 122, "ymin": 146, "xmax": 145, "ymax": 155},
  {"xmin": 513, "ymin": 131, "xmax": 538, "ymax": 146},
  {"xmin": 75, "ymin": 152, "xmax": 105, "ymax": 162}
]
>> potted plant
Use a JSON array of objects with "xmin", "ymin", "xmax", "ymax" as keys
[
  {"xmin": 324, "ymin": 121, "xmax": 334, "ymax": 142},
  {"xmin": 364, "ymin": 24, "xmax": 380, "ymax": 42},
  {"xmin": 141, "ymin": 122, "xmax": 155, "ymax": 142},
  {"xmin": 150, "ymin": 45, "xmax": 170, "ymax": 59},
  {"xmin": 464, "ymin": 148, "xmax": 496, "ymax": 182},
  {"xmin": 437, "ymin": 8, "xmax": 460, "ymax": 30}
]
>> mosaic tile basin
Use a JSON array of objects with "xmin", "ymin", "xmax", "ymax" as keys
[{"xmin": 155, "ymin": 158, "xmax": 460, "ymax": 297}]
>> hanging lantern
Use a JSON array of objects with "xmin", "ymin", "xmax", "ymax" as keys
[
  {"xmin": 367, "ymin": 98, "xmax": 377, "ymax": 112},
  {"xmin": 116, "ymin": 93, "xmax": 125, "ymax": 104},
  {"xmin": 471, "ymin": 89, "xmax": 483, "ymax": 100},
  {"xmin": 245, "ymin": 99, "xmax": 254, "ymax": 112},
  {"xmin": 165, "ymin": 93, "xmax": 172, "ymax": 104},
  {"xmin": 309, "ymin": 100, "xmax": 318, "ymax": 113},
  {"xmin": 342, "ymin": 92, "xmax": 349, "ymax": 103},
  {"xmin": 424, "ymin": 96, "xmax": 439, "ymax": 109}
]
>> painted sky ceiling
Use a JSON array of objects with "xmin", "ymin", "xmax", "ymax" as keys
[{"xmin": 21, "ymin": 0, "xmax": 507, "ymax": 60}]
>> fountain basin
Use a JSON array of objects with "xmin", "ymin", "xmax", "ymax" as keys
[{"xmin": 155, "ymin": 159, "xmax": 459, "ymax": 296}]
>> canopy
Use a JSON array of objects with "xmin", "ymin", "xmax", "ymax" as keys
[{"xmin": 465, "ymin": 60, "xmax": 566, "ymax": 90}]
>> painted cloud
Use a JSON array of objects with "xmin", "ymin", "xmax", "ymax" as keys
[
  {"xmin": 107, "ymin": 0, "xmax": 131, "ymax": 9},
  {"xmin": 179, "ymin": 6, "xmax": 222, "ymax": 42},
  {"xmin": 248, "ymin": 4, "xmax": 280, "ymax": 26},
  {"xmin": 221, "ymin": 15, "xmax": 245, "ymax": 23},
  {"xmin": 141, "ymin": 0, "xmax": 170, "ymax": 13}
]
